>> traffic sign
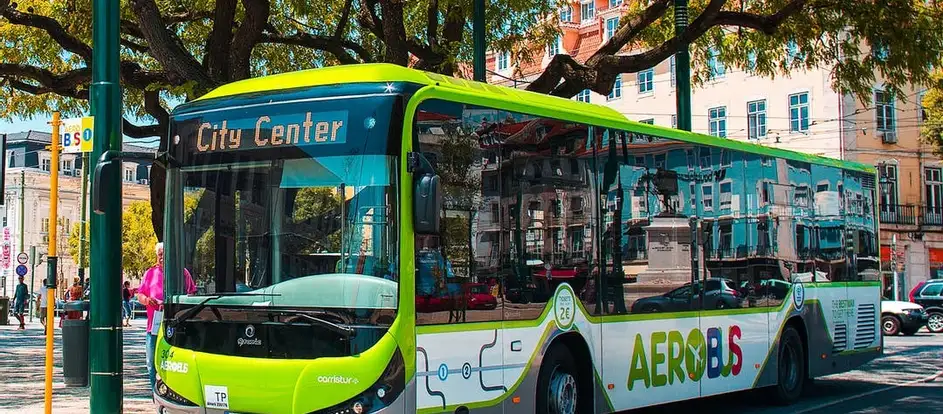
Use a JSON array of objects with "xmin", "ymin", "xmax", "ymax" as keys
[
  {"xmin": 59, "ymin": 116, "xmax": 95, "ymax": 153},
  {"xmin": 16, "ymin": 252, "xmax": 28, "ymax": 265},
  {"xmin": 15, "ymin": 264, "xmax": 27, "ymax": 276}
]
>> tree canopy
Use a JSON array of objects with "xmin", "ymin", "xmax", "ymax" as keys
[
  {"xmin": 2, "ymin": 0, "xmax": 942, "ymax": 239},
  {"xmin": 922, "ymin": 70, "xmax": 943, "ymax": 154},
  {"xmin": 67, "ymin": 200, "xmax": 157, "ymax": 279}
]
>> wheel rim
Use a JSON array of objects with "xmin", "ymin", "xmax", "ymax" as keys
[
  {"xmin": 548, "ymin": 366, "xmax": 577, "ymax": 414},
  {"xmin": 779, "ymin": 339, "xmax": 799, "ymax": 393},
  {"xmin": 929, "ymin": 314, "xmax": 943, "ymax": 332},
  {"xmin": 882, "ymin": 318, "xmax": 897, "ymax": 334}
]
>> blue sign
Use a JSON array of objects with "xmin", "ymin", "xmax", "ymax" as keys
[{"xmin": 15, "ymin": 264, "xmax": 28, "ymax": 276}]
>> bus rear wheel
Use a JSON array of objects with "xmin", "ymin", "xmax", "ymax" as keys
[
  {"xmin": 770, "ymin": 325, "xmax": 806, "ymax": 405},
  {"xmin": 536, "ymin": 345, "xmax": 581, "ymax": 414}
]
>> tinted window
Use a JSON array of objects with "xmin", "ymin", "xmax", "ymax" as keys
[{"xmin": 921, "ymin": 283, "xmax": 943, "ymax": 297}]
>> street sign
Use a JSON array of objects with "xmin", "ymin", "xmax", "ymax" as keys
[
  {"xmin": 16, "ymin": 252, "xmax": 28, "ymax": 265},
  {"xmin": 60, "ymin": 116, "xmax": 95, "ymax": 153},
  {"xmin": 15, "ymin": 264, "xmax": 27, "ymax": 276}
]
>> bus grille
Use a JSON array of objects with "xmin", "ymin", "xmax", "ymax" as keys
[
  {"xmin": 854, "ymin": 303, "xmax": 877, "ymax": 349},
  {"xmin": 832, "ymin": 323, "xmax": 847, "ymax": 353}
]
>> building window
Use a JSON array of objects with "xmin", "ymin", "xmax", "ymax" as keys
[
  {"xmin": 610, "ymin": 0, "xmax": 623, "ymax": 7},
  {"xmin": 605, "ymin": 17, "xmax": 619, "ymax": 40},
  {"xmin": 497, "ymin": 52, "xmax": 509, "ymax": 71},
  {"xmin": 60, "ymin": 159, "xmax": 74, "ymax": 174},
  {"xmin": 787, "ymin": 41, "xmax": 801, "ymax": 60},
  {"xmin": 581, "ymin": 1, "xmax": 595, "ymax": 21},
  {"xmin": 689, "ymin": 183, "xmax": 696, "ymax": 210},
  {"xmin": 794, "ymin": 185, "xmax": 809, "ymax": 208},
  {"xmin": 789, "ymin": 92, "xmax": 810, "ymax": 132},
  {"xmin": 927, "ymin": 168, "xmax": 943, "ymax": 217},
  {"xmin": 654, "ymin": 153, "xmax": 666, "ymax": 169},
  {"xmin": 720, "ymin": 150, "xmax": 731, "ymax": 167},
  {"xmin": 41, "ymin": 157, "xmax": 51, "ymax": 172},
  {"xmin": 875, "ymin": 89, "xmax": 896, "ymax": 133},
  {"xmin": 640, "ymin": 118, "xmax": 655, "ymax": 125},
  {"xmin": 702, "ymin": 184, "xmax": 714, "ymax": 210},
  {"xmin": 880, "ymin": 164, "xmax": 898, "ymax": 211},
  {"xmin": 761, "ymin": 156, "xmax": 772, "ymax": 167},
  {"xmin": 559, "ymin": 5, "xmax": 573, "ymax": 22},
  {"xmin": 872, "ymin": 44, "xmax": 889, "ymax": 61},
  {"xmin": 124, "ymin": 167, "xmax": 135, "ymax": 183},
  {"xmin": 41, "ymin": 218, "xmax": 50, "ymax": 233},
  {"xmin": 709, "ymin": 106, "xmax": 727, "ymax": 138},
  {"xmin": 746, "ymin": 51, "xmax": 757, "ymax": 71},
  {"xmin": 708, "ymin": 48, "xmax": 725, "ymax": 79},
  {"xmin": 637, "ymin": 68, "xmax": 654, "ymax": 93},
  {"xmin": 671, "ymin": 114, "xmax": 677, "ymax": 129},
  {"xmin": 548, "ymin": 36, "xmax": 561, "ymax": 56},
  {"xmin": 608, "ymin": 75, "xmax": 622, "ymax": 100},
  {"xmin": 699, "ymin": 147, "xmax": 711, "ymax": 169},
  {"xmin": 747, "ymin": 100, "xmax": 767, "ymax": 140},
  {"xmin": 576, "ymin": 89, "xmax": 591, "ymax": 103},
  {"xmin": 670, "ymin": 55, "xmax": 676, "ymax": 87},
  {"xmin": 720, "ymin": 182, "xmax": 733, "ymax": 210}
]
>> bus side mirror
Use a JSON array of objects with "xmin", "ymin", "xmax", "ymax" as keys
[
  {"xmin": 414, "ymin": 174, "xmax": 442, "ymax": 234},
  {"xmin": 92, "ymin": 150, "xmax": 160, "ymax": 214},
  {"xmin": 408, "ymin": 152, "xmax": 442, "ymax": 235}
]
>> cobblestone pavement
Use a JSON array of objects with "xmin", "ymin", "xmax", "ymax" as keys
[{"xmin": 0, "ymin": 317, "xmax": 156, "ymax": 413}]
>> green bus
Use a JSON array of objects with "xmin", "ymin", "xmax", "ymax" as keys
[{"xmin": 147, "ymin": 63, "xmax": 882, "ymax": 414}]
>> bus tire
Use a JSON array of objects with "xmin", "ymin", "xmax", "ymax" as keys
[
  {"xmin": 536, "ymin": 345, "xmax": 581, "ymax": 414},
  {"xmin": 770, "ymin": 325, "xmax": 806, "ymax": 405}
]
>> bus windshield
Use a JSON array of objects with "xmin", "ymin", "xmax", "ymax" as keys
[{"xmin": 164, "ymin": 93, "xmax": 400, "ymax": 312}]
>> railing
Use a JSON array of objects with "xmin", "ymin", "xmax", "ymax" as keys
[
  {"xmin": 880, "ymin": 204, "xmax": 917, "ymax": 225},
  {"xmin": 625, "ymin": 248, "xmax": 647, "ymax": 261},
  {"xmin": 922, "ymin": 206, "xmax": 943, "ymax": 226}
]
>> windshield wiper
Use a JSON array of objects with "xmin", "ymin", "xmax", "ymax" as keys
[
  {"xmin": 280, "ymin": 311, "xmax": 356, "ymax": 338},
  {"xmin": 168, "ymin": 293, "xmax": 276, "ymax": 327}
]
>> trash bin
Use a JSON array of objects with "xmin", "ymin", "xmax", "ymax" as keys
[
  {"xmin": 61, "ymin": 300, "xmax": 90, "ymax": 387},
  {"xmin": 0, "ymin": 297, "xmax": 8, "ymax": 325}
]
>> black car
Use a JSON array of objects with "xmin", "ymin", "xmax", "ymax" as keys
[
  {"xmin": 631, "ymin": 278, "xmax": 743, "ymax": 313},
  {"xmin": 911, "ymin": 279, "xmax": 943, "ymax": 333}
]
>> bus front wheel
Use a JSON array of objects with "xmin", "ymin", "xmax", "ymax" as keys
[
  {"xmin": 536, "ymin": 345, "xmax": 581, "ymax": 414},
  {"xmin": 770, "ymin": 325, "xmax": 806, "ymax": 405}
]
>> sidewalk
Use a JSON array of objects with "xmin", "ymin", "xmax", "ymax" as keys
[{"xmin": 0, "ymin": 317, "xmax": 157, "ymax": 413}]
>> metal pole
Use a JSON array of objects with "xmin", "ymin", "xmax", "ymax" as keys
[
  {"xmin": 674, "ymin": 0, "xmax": 692, "ymax": 131},
  {"xmin": 473, "ymin": 0, "xmax": 486, "ymax": 82},
  {"xmin": 44, "ymin": 111, "xmax": 61, "ymax": 414},
  {"xmin": 78, "ymin": 152, "xmax": 88, "ymax": 285},
  {"xmin": 89, "ymin": 0, "xmax": 124, "ymax": 409},
  {"xmin": 891, "ymin": 234, "xmax": 898, "ymax": 301},
  {"xmin": 29, "ymin": 243, "xmax": 34, "ymax": 322}
]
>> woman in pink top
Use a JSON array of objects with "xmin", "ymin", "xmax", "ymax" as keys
[{"xmin": 137, "ymin": 242, "xmax": 196, "ymax": 393}]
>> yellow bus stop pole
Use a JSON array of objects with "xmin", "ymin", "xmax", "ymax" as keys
[{"xmin": 44, "ymin": 111, "xmax": 61, "ymax": 414}]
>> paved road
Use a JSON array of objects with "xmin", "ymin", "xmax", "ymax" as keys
[
  {"xmin": 0, "ymin": 318, "xmax": 154, "ymax": 413},
  {"xmin": 628, "ymin": 331, "xmax": 943, "ymax": 414},
  {"xmin": 1, "ymin": 319, "xmax": 940, "ymax": 413}
]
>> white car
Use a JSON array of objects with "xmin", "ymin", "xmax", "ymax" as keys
[{"xmin": 881, "ymin": 300, "xmax": 928, "ymax": 336}]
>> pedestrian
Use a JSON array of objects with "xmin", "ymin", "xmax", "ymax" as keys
[
  {"xmin": 38, "ymin": 279, "xmax": 48, "ymax": 333},
  {"xmin": 122, "ymin": 281, "xmax": 132, "ymax": 327},
  {"xmin": 136, "ymin": 242, "xmax": 197, "ymax": 394},
  {"xmin": 12, "ymin": 275, "xmax": 28, "ymax": 329}
]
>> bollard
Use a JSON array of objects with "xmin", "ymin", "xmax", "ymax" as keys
[
  {"xmin": 61, "ymin": 300, "xmax": 90, "ymax": 387},
  {"xmin": 0, "ymin": 297, "xmax": 8, "ymax": 325}
]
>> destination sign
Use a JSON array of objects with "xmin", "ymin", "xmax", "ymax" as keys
[{"xmin": 184, "ymin": 110, "xmax": 349, "ymax": 154}]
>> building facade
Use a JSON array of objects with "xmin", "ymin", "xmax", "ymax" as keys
[
  {"xmin": 486, "ymin": 0, "xmax": 937, "ymax": 299},
  {"xmin": 1, "ymin": 131, "xmax": 154, "ymax": 300}
]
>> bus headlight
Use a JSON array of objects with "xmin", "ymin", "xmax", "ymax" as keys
[
  {"xmin": 311, "ymin": 347, "xmax": 405, "ymax": 414},
  {"xmin": 155, "ymin": 379, "xmax": 198, "ymax": 407}
]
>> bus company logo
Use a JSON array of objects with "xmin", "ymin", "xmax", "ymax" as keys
[
  {"xmin": 317, "ymin": 375, "xmax": 360, "ymax": 385},
  {"xmin": 793, "ymin": 281, "xmax": 805, "ymax": 311},
  {"xmin": 237, "ymin": 325, "xmax": 262, "ymax": 347},
  {"xmin": 627, "ymin": 325, "xmax": 743, "ymax": 391},
  {"xmin": 160, "ymin": 360, "xmax": 189, "ymax": 374}
]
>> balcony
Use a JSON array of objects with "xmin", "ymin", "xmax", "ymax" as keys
[
  {"xmin": 878, "ymin": 204, "xmax": 943, "ymax": 227},
  {"xmin": 880, "ymin": 204, "xmax": 917, "ymax": 226}
]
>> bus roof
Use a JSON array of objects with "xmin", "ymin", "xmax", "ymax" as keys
[{"xmin": 195, "ymin": 63, "xmax": 875, "ymax": 174}]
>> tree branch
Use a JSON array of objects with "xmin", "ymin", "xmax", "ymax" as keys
[
  {"xmin": 122, "ymin": 120, "xmax": 163, "ymax": 139},
  {"xmin": 261, "ymin": 33, "xmax": 363, "ymax": 64},
  {"xmin": 130, "ymin": 0, "xmax": 216, "ymax": 90},
  {"xmin": 230, "ymin": 0, "xmax": 270, "ymax": 80},
  {"xmin": 380, "ymin": 0, "xmax": 409, "ymax": 65},
  {"xmin": 357, "ymin": 0, "xmax": 385, "ymax": 40},
  {"xmin": 0, "ymin": 64, "xmax": 90, "ymax": 96},
  {"xmin": 426, "ymin": 0, "xmax": 439, "ymax": 46},
  {"xmin": 334, "ymin": 0, "xmax": 355, "ymax": 39},
  {"xmin": 121, "ymin": 37, "xmax": 150, "ymax": 54},
  {"xmin": 595, "ymin": 0, "xmax": 671, "ymax": 57},
  {"xmin": 0, "ymin": 0, "xmax": 93, "ymax": 62}
]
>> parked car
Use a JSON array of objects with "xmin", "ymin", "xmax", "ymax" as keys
[
  {"xmin": 910, "ymin": 279, "xmax": 943, "ymax": 333},
  {"xmin": 880, "ymin": 300, "xmax": 927, "ymax": 336},
  {"xmin": 464, "ymin": 283, "xmax": 497, "ymax": 310},
  {"xmin": 632, "ymin": 278, "xmax": 742, "ymax": 313}
]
